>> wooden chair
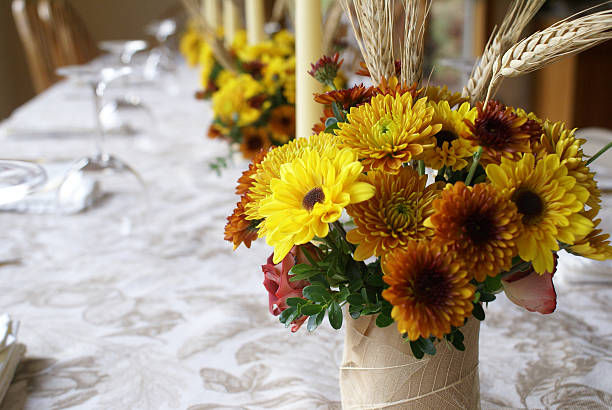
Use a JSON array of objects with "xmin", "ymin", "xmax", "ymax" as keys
[
  {"xmin": 12, "ymin": 0, "xmax": 98, "ymax": 94},
  {"xmin": 37, "ymin": 0, "xmax": 98, "ymax": 68},
  {"xmin": 12, "ymin": 0, "xmax": 55, "ymax": 93}
]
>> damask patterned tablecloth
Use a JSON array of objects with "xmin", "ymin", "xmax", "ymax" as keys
[{"xmin": 0, "ymin": 66, "xmax": 611, "ymax": 409}]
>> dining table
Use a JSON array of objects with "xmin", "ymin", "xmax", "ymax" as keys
[{"xmin": 0, "ymin": 61, "xmax": 611, "ymax": 410}]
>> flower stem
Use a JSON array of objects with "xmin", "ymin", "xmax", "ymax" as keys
[
  {"xmin": 417, "ymin": 160, "xmax": 425, "ymax": 176},
  {"xmin": 465, "ymin": 147, "xmax": 483, "ymax": 186},
  {"xmin": 585, "ymin": 141, "xmax": 612, "ymax": 166}
]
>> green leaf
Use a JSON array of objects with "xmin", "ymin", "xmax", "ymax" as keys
[
  {"xmin": 375, "ymin": 314, "xmax": 394, "ymax": 328},
  {"xmin": 473, "ymin": 303, "xmax": 485, "ymax": 321},
  {"xmin": 302, "ymin": 285, "xmax": 331, "ymax": 303},
  {"xmin": 324, "ymin": 117, "xmax": 338, "ymax": 128},
  {"xmin": 337, "ymin": 286, "xmax": 350, "ymax": 302},
  {"xmin": 279, "ymin": 307, "xmax": 298, "ymax": 325},
  {"xmin": 484, "ymin": 274, "xmax": 503, "ymax": 293},
  {"xmin": 286, "ymin": 297, "xmax": 307, "ymax": 307},
  {"xmin": 410, "ymin": 340, "xmax": 425, "ymax": 359},
  {"xmin": 331, "ymin": 102, "xmax": 344, "ymax": 121},
  {"xmin": 479, "ymin": 292, "xmax": 496, "ymax": 303},
  {"xmin": 446, "ymin": 329, "xmax": 465, "ymax": 351},
  {"xmin": 307, "ymin": 313, "xmax": 320, "ymax": 332},
  {"xmin": 417, "ymin": 337, "xmax": 437, "ymax": 356},
  {"xmin": 346, "ymin": 294, "xmax": 365, "ymax": 306},
  {"xmin": 324, "ymin": 123, "xmax": 340, "ymax": 134},
  {"xmin": 288, "ymin": 264, "xmax": 320, "ymax": 282},
  {"xmin": 300, "ymin": 304, "xmax": 324, "ymax": 316},
  {"xmin": 301, "ymin": 247, "xmax": 320, "ymax": 267},
  {"xmin": 473, "ymin": 291, "xmax": 480, "ymax": 304},
  {"xmin": 361, "ymin": 304, "xmax": 381, "ymax": 315},
  {"xmin": 349, "ymin": 303, "xmax": 362, "ymax": 319},
  {"xmin": 328, "ymin": 302, "xmax": 343, "ymax": 329}
]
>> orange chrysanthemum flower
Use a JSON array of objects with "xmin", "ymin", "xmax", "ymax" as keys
[
  {"xmin": 337, "ymin": 93, "xmax": 440, "ymax": 173},
  {"xmin": 382, "ymin": 241, "xmax": 475, "ymax": 341},
  {"xmin": 236, "ymin": 149, "xmax": 268, "ymax": 196},
  {"xmin": 465, "ymin": 100, "xmax": 536, "ymax": 165},
  {"xmin": 374, "ymin": 76, "xmax": 420, "ymax": 98},
  {"xmin": 313, "ymin": 84, "xmax": 376, "ymax": 109},
  {"xmin": 224, "ymin": 197, "xmax": 260, "ymax": 249},
  {"xmin": 346, "ymin": 167, "xmax": 442, "ymax": 260},
  {"xmin": 240, "ymin": 127, "xmax": 272, "ymax": 159},
  {"xmin": 268, "ymin": 105, "xmax": 295, "ymax": 140},
  {"xmin": 312, "ymin": 108, "xmax": 334, "ymax": 134},
  {"xmin": 427, "ymin": 182, "xmax": 522, "ymax": 282},
  {"xmin": 207, "ymin": 124, "xmax": 225, "ymax": 140}
]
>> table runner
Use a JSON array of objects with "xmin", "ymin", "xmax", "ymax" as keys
[{"xmin": 0, "ymin": 65, "xmax": 610, "ymax": 409}]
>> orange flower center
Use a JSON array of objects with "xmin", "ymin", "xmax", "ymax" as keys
[{"xmin": 302, "ymin": 187, "xmax": 325, "ymax": 211}]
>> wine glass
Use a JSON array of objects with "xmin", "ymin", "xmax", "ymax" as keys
[
  {"xmin": 55, "ymin": 65, "xmax": 148, "ymax": 231},
  {"xmin": 0, "ymin": 160, "xmax": 47, "ymax": 206},
  {"xmin": 143, "ymin": 19, "xmax": 178, "ymax": 84},
  {"xmin": 98, "ymin": 40, "xmax": 148, "ymax": 66}
]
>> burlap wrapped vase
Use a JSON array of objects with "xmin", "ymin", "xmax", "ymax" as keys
[{"xmin": 339, "ymin": 314, "xmax": 480, "ymax": 409}]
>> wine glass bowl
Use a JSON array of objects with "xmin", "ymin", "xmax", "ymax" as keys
[{"xmin": 0, "ymin": 160, "xmax": 47, "ymax": 206}]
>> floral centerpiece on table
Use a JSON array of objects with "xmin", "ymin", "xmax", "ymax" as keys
[
  {"xmin": 225, "ymin": 1, "xmax": 612, "ymax": 360},
  {"xmin": 206, "ymin": 30, "xmax": 298, "ymax": 161}
]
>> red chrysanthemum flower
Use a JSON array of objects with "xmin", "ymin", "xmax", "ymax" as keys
[
  {"xmin": 313, "ymin": 84, "xmax": 376, "ymax": 109},
  {"xmin": 465, "ymin": 100, "xmax": 534, "ymax": 165}
]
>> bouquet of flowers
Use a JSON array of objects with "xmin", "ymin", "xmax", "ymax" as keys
[
  {"xmin": 226, "ymin": 0, "xmax": 612, "ymax": 357},
  {"xmin": 207, "ymin": 30, "xmax": 298, "ymax": 161}
]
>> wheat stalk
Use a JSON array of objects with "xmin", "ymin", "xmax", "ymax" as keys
[
  {"xmin": 463, "ymin": 0, "xmax": 545, "ymax": 103},
  {"xmin": 180, "ymin": 0, "xmax": 238, "ymax": 73},
  {"xmin": 486, "ymin": 8, "xmax": 612, "ymax": 102},
  {"xmin": 401, "ymin": 0, "xmax": 430, "ymax": 86},
  {"xmin": 340, "ymin": 0, "xmax": 395, "ymax": 83}
]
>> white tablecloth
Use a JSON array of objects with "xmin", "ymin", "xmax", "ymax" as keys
[{"xmin": 0, "ymin": 65, "xmax": 611, "ymax": 409}]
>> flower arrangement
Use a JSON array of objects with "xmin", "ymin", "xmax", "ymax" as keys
[
  {"xmin": 180, "ymin": 25, "xmax": 298, "ymax": 167},
  {"xmin": 226, "ymin": 0, "xmax": 612, "ymax": 361},
  {"xmin": 207, "ymin": 30, "xmax": 298, "ymax": 160}
]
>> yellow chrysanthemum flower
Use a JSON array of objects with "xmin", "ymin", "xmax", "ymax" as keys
[
  {"xmin": 486, "ymin": 153, "xmax": 593, "ymax": 273},
  {"xmin": 179, "ymin": 27, "xmax": 202, "ymax": 66},
  {"xmin": 231, "ymin": 30, "xmax": 247, "ymax": 52},
  {"xmin": 198, "ymin": 42, "xmax": 215, "ymax": 86},
  {"xmin": 271, "ymin": 29, "xmax": 295, "ymax": 53},
  {"xmin": 245, "ymin": 132, "xmax": 341, "ymax": 224},
  {"xmin": 337, "ymin": 93, "xmax": 441, "ymax": 174},
  {"xmin": 261, "ymin": 56, "xmax": 295, "ymax": 92},
  {"xmin": 420, "ymin": 101, "xmax": 477, "ymax": 171},
  {"xmin": 534, "ymin": 120, "xmax": 600, "ymax": 213},
  {"xmin": 214, "ymin": 70, "xmax": 236, "ymax": 89},
  {"xmin": 259, "ymin": 147, "xmax": 375, "ymax": 263},
  {"xmin": 346, "ymin": 167, "xmax": 441, "ymax": 260},
  {"xmin": 569, "ymin": 208, "xmax": 612, "ymax": 260},
  {"xmin": 423, "ymin": 85, "xmax": 468, "ymax": 108},
  {"xmin": 212, "ymin": 74, "xmax": 265, "ymax": 127}
]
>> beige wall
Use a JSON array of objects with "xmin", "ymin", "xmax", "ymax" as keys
[{"xmin": 0, "ymin": 0, "xmax": 179, "ymax": 120}]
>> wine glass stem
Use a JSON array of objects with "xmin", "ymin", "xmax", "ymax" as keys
[{"xmin": 92, "ymin": 82, "xmax": 106, "ymax": 157}]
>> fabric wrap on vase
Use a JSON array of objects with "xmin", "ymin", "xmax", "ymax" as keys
[{"xmin": 339, "ymin": 313, "xmax": 480, "ymax": 409}]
